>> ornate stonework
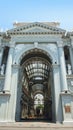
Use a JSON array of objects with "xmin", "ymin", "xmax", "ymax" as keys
[
  {"xmin": 0, "ymin": 22, "xmax": 73, "ymax": 124},
  {"xmin": 7, "ymin": 22, "xmax": 65, "ymax": 35}
]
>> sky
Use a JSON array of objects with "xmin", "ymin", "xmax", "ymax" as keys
[{"xmin": 0, "ymin": 0, "xmax": 73, "ymax": 31}]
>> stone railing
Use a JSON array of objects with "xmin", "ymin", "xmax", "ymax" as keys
[{"xmin": 67, "ymin": 75, "xmax": 73, "ymax": 93}]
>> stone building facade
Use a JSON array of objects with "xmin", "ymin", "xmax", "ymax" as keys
[{"xmin": 0, "ymin": 22, "xmax": 73, "ymax": 124}]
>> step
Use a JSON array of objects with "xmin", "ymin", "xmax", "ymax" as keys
[{"xmin": 0, "ymin": 122, "xmax": 73, "ymax": 130}]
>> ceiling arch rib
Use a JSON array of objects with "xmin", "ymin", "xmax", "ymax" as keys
[
  {"xmin": 24, "ymin": 57, "xmax": 50, "ymax": 80},
  {"xmin": 20, "ymin": 49, "xmax": 52, "ymax": 66}
]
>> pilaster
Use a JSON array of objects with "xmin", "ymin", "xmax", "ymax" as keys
[
  {"xmin": 0, "ymin": 46, "xmax": 4, "ymax": 66},
  {"xmin": 57, "ymin": 41, "xmax": 68, "ymax": 91},
  {"xmin": 3, "ymin": 41, "xmax": 15, "ymax": 92},
  {"xmin": 7, "ymin": 64, "xmax": 19, "ymax": 122},
  {"xmin": 69, "ymin": 46, "xmax": 73, "ymax": 74},
  {"xmin": 52, "ymin": 64, "xmax": 62, "ymax": 123}
]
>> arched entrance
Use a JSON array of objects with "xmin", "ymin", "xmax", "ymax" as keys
[{"xmin": 15, "ymin": 48, "xmax": 54, "ymax": 122}]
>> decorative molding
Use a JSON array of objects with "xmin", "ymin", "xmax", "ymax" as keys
[
  {"xmin": 57, "ymin": 40, "xmax": 64, "ymax": 47},
  {"xmin": 67, "ymin": 32, "xmax": 73, "ymax": 36},
  {"xmin": 0, "ymin": 91, "xmax": 11, "ymax": 96},
  {"xmin": 60, "ymin": 92, "xmax": 71, "ymax": 95},
  {"xmin": 7, "ymin": 31, "xmax": 64, "ymax": 35},
  {"xmin": 13, "ymin": 22, "xmax": 60, "ymax": 27},
  {"xmin": 12, "ymin": 64, "xmax": 20, "ymax": 69},
  {"xmin": 7, "ymin": 32, "xmax": 65, "ymax": 36},
  {"xmin": 52, "ymin": 64, "xmax": 60, "ymax": 68},
  {"xmin": 7, "ymin": 22, "xmax": 65, "ymax": 35},
  {"xmin": 2, "ymin": 33, "xmax": 11, "ymax": 40}
]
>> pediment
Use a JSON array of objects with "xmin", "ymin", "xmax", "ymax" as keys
[
  {"xmin": 16, "ymin": 26, "xmax": 52, "ymax": 33},
  {"xmin": 7, "ymin": 22, "xmax": 66, "ymax": 35}
]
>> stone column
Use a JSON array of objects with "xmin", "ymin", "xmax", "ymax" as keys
[
  {"xmin": 57, "ymin": 41, "xmax": 68, "ymax": 91},
  {"xmin": 4, "ymin": 44, "xmax": 15, "ymax": 92},
  {"xmin": 7, "ymin": 65, "xmax": 19, "ymax": 122},
  {"xmin": 69, "ymin": 46, "xmax": 73, "ymax": 74},
  {"xmin": 0, "ymin": 46, "xmax": 4, "ymax": 66},
  {"xmin": 52, "ymin": 64, "xmax": 62, "ymax": 123}
]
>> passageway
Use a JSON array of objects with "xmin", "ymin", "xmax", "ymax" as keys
[{"xmin": 16, "ymin": 49, "xmax": 53, "ymax": 122}]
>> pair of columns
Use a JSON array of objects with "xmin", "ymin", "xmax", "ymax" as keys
[{"xmin": 58, "ymin": 40, "xmax": 73, "ymax": 91}]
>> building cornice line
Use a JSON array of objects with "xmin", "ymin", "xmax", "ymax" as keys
[{"xmin": 7, "ymin": 31, "xmax": 65, "ymax": 35}]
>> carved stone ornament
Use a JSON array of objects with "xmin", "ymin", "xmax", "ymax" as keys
[{"xmin": 7, "ymin": 22, "xmax": 65, "ymax": 35}]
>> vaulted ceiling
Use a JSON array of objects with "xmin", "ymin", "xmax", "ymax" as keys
[{"xmin": 21, "ymin": 49, "xmax": 52, "ymax": 95}]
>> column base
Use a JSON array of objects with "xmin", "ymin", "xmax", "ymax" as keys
[
  {"xmin": 63, "ymin": 120, "xmax": 73, "ymax": 125},
  {"xmin": 0, "ymin": 120, "xmax": 15, "ymax": 123},
  {"xmin": 0, "ymin": 90, "xmax": 11, "ymax": 96},
  {"xmin": 60, "ymin": 90, "xmax": 70, "ymax": 95}
]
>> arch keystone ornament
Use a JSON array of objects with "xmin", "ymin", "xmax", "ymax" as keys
[{"xmin": 0, "ymin": 22, "xmax": 73, "ymax": 124}]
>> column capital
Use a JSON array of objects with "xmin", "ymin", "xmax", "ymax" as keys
[
  {"xmin": 9, "ymin": 41, "xmax": 15, "ymax": 48},
  {"xmin": 4, "ymin": 46, "xmax": 14, "ymax": 92},
  {"xmin": 57, "ymin": 40, "xmax": 64, "ymax": 47}
]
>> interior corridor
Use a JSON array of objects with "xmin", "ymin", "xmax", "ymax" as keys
[{"xmin": 15, "ymin": 49, "xmax": 54, "ymax": 122}]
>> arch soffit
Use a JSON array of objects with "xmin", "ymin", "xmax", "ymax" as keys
[{"xmin": 14, "ymin": 46, "xmax": 54, "ymax": 64}]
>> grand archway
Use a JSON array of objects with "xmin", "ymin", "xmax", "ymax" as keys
[{"xmin": 15, "ymin": 48, "xmax": 54, "ymax": 122}]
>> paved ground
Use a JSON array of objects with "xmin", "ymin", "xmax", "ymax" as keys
[{"xmin": 0, "ymin": 122, "xmax": 73, "ymax": 130}]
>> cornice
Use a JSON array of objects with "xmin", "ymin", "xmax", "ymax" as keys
[
  {"xmin": 67, "ymin": 32, "xmax": 73, "ymax": 36},
  {"xmin": 13, "ymin": 22, "xmax": 60, "ymax": 27},
  {"xmin": 7, "ymin": 22, "xmax": 65, "ymax": 35},
  {"xmin": 0, "ymin": 32, "xmax": 11, "ymax": 43},
  {"xmin": 7, "ymin": 31, "xmax": 65, "ymax": 35},
  {"xmin": 0, "ymin": 32, "xmax": 5, "ymax": 37},
  {"xmin": 8, "ymin": 22, "xmax": 65, "ymax": 31}
]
